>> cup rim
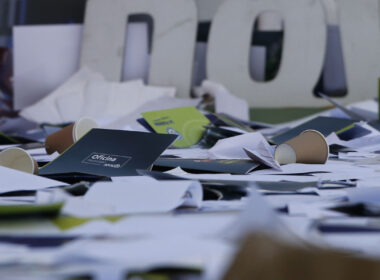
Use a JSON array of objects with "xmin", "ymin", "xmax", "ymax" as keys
[
  {"xmin": 0, "ymin": 147, "xmax": 36, "ymax": 174},
  {"xmin": 73, "ymin": 117, "xmax": 98, "ymax": 142}
]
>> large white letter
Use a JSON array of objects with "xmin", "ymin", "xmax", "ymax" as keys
[
  {"xmin": 80, "ymin": 0, "xmax": 197, "ymax": 98},
  {"xmin": 336, "ymin": 0, "xmax": 380, "ymax": 104},
  {"xmin": 207, "ymin": 0, "xmax": 326, "ymax": 107}
]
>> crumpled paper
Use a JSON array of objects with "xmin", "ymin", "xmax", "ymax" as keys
[
  {"xmin": 194, "ymin": 80, "xmax": 250, "ymax": 121},
  {"xmin": 20, "ymin": 67, "xmax": 176, "ymax": 124}
]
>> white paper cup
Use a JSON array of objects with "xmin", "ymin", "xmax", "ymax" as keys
[
  {"xmin": 0, "ymin": 147, "xmax": 38, "ymax": 174},
  {"xmin": 274, "ymin": 130, "xmax": 329, "ymax": 164},
  {"xmin": 45, "ymin": 117, "xmax": 98, "ymax": 155},
  {"xmin": 73, "ymin": 117, "xmax": 98, "ymax": 141}
]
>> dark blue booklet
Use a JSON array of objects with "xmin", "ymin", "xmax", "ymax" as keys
[
  {"xmin": 154, "ymin": 158, "xmax": 260, "ymax": 174},
  {"xmin": 39, "ymin": 129, "xmax": 176, "ymax": 177},
  {"xmin": 270, "ymin": 116, "xmax": 354, "ymax": 144}
]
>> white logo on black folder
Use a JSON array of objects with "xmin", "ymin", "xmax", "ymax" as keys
[{"xmin": 82, "ymin": 153, "xmax": 131, "ymax": 169}]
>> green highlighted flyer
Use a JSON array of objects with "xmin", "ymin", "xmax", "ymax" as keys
[{"xmin": 142, "ymin": 106, "xmax": 210, "ymax": 148}]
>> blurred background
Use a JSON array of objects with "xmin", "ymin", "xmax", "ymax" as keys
[{"xmin": 0, "ymin": 0, "xmax": 349, "ymax": 122}]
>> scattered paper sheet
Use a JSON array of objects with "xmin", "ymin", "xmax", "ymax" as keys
[
  {"xmin": 62, "ymin": 178, "xmax": 203, "ymax": 217},
  {"xmin": 357, "ymin": 179, "xmax": 380, "ymax": 188},
  {"xmin": 208, "ymin": 132, "xmax": 271, "ymax": 160},
  {"xmin": 338, "ymin": 152, "xmax": 377, "ymax": 160},
  {"xmin": 287, "ymin": 200, "xmax": 346, "ymax": 219},
  {"xmin": 20, "ymin": 67, "xmax": 104, "ymax": 124},
  {"xmin": 243, "ymin": 144, "xmax": 281, "ymax": 171},
  {"xmin": 20, "ymin": 67, "xmax": 176, "ymax": 124},
  {"xmin": 52, "ymin": 237, "xmax": 234, "ymax": 272},
  {"xmin": 223, "ymin": 187, "xmax": 296, "ymax": 242},
  {"xmin": 162, "ymin": 147, "xmax": 209, "ymax": 159},
  {"xmin": 252, "ymin": 160, "xmax": 369, "ymax": 176},
  {"xmin": 79, "ymin": 80, "xmax": 175, "ymax": 120},
  {"xmin": 322, "ymin": 233, "xmax": 380, "ymax": 256},
  {"xmin": 68, "ymin": 212, "xmax": 237, "ymax": 238},
  {"xmin": 346, "ymin": 187, "xmax": 380, "ymax": 205},
  {"xmin": 165, "ymin": 171, "xmax": 319, "ymax": 183},
  {"xmin": 346, "ymin": 136, "xmax": 380, "ymax": 153},
  {"xmin": 0, "ymin": 166, "xmax": 66, "ymax": 194}
]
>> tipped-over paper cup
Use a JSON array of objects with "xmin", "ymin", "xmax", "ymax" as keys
[
  {"xmin": 274, "ymin": 130, "xmax": 329, "ymax": 164},
  {"xmin": 0, "ymin": 147, "xmax": 38, "ymax": 174},
  {"xmin": 45, "ymin": 117, "xmax": 98, "ymax": 155}
]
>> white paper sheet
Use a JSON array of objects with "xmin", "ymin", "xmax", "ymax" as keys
[
  {"xmin": 20, "ymin": 67, "xmax": 104, "ymax": 124},
  {"xmin": 326, "ymin": 132, "xmax": 346, "ymax": 146},
  {"xmin": 80, "ymin": 79, "xmax": 142, "ymax": 118},
  {"xmin": 223, "ymin": 187, "xmax": 296, "ymax": 242},
  {"xmin": 327, "ymin": 129, "xmax": 380, "ymax": 153},
  {"xmin": 243, "ymin": 145, "xmax": 281, "ymax": 171},
  {"xmin": 81, "ymin": 79, "xmax": 176, "ymax": 119},
  {"xmin": 56, "ymin": 89, "xmax": 86, "ymax": 123},
  {"xmin": 348, "ymin": 136, "xmax": 380, "ymax": 152},
  {"xmin": 62, "ymin": 178, "xmax": 203, "ymax": 217},
  {"xmin": 312, "ymin": 171, "xmax": 379, "ymax": 181},
  {"xmin": 346, "ymin": 187, "xmax": 380, "ymax": 205},
  {"xmin": 356, "ymin": 179, "xmax": 380, "ymax": 188},
  {"xmin": 322, "ymin": 233, "xmax": 380, "ymax": 257},
  {"xmin": 287, "ymin": 200, "xmax": 346, "ymax": 219},
  {"xmin": 162, "ymin": 148, "xmax": 209, "ymax": 159},
  {"xmin": 21, "ymin": 67, "xmax": 176, "ymax": 124},
  {"xmin": 0, "ymin": 144, "xmax": 18, "ymax": 150},
  {"xmin": 252, "ymin": 160, "xmax": 368, "ymax": 176},
  {"xmin": 0, "ymin": 166, "xmax": 65, "ymax": 193},
  {"xmin": 338, "ymin": 152, "xmax": 377, "ymax": 160},
  {"xmin": 69, "ymin": 212, "xmax": 237, "ymax": 238},
  {"xmin": 208, "ymin": 132, "xmax": 270, "ymax": 160},
  {"xmin": 169, "ymin": 172, "xmax": 319, "ymax": 183},
  {"xmin": 54, "ymin": 237, "xmax": 234, "ymax": 272},
  {"xmin": 280, "ymin": 216, "xmax": 315, "ymax": 240},
  {"xmin": 32, "ymin": 152, "xmax": 59, "ymax": 163}
]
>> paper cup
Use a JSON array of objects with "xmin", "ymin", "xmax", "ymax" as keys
[
  {"xmin": 0, "ymin": 147, "xmax": 38, "ymax": 174},
  {"xmin": 274, "ymin": 130, "xmax": 329, "ymax": 164},
  {"xmin": 45, "ymin": 117, "xmax": 98, "ymax": 154}
]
